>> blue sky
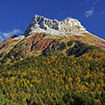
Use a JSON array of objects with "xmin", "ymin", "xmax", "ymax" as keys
[{"xmin": 0, "ymin": 0, "xmax": 105, "ymax": 42}]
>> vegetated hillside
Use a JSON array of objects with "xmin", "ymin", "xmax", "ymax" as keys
[
  {"xmin": 0, "ymin": 32, "xmax": 105, "ymax": 65},
  {"xmin": 0, "ymin": 40, "xmax": 105, "ymax": 105},
  {"xmin": 0, "ymin": 35, "xmax": 19, "ymax": 57}
]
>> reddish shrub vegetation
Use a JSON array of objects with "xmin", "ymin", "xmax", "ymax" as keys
[{"xmin": 32, "ymin": 38, "xmax": 54, "ymax": 50}]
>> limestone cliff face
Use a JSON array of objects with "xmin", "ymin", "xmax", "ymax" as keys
[{"xmin": 25, "ymin": 14, "xmax": 87, "ymax": 36}]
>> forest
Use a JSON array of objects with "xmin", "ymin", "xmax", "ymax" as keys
[{"xmin": 0, "ymin": 40, "xmax": 105, "ymax": 105}]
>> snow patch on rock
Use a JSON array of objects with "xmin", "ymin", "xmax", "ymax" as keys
[
  {"xmin": 14, "ymin": 35, "xmax": 25, "ymax": 40},
  {"xmin": 30, "ymin": 28, "xmax": 65, "ymax": 35},
  {"xmin": 25, "ymin": 14, "xmax": 88, "ymax": 36}
]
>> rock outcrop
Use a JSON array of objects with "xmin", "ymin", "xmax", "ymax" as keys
[{"xmin": 24, "ymin": 14, "xmax": 87, "ymax": 36}]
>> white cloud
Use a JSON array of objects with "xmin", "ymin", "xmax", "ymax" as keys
[
  {"xmin": 0, "ymin": 35, "xmax": 4, "ymax": 42},
  {"xmin": 93, "ymin": 0, "xmax": 100, "ymax": 5},
  {"xmin": 79, "ymin": 0, "xmax": 91, "ymax": 6},
  {"xmin": 0, "ymin": 32, "xmax": 4, "ymax": 42},
  {"xmin": 0, "ymin": 29, "xmax": 22, "ymax": 42},
  {"xmin": 3, "ymin": 29, "xmax": 22, "ymax": 38},
  {"xmin": 84, "ymin": 7, "xmax": 94, "ymax": 17}
]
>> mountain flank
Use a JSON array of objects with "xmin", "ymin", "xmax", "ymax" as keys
[{"xmin": 0, "ymin": 14, "xmax": 105, "ymax": 105}]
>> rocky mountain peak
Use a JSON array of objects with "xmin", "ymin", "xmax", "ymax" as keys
[{"xmin": 24, "ymin": 14, "xmax": 87, "ymax": 36}]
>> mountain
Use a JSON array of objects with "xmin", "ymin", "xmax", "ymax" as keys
[
  {"xmin": 0, "ymin": 15, "xmax": 105, "ymax": 105},
  {"xmin": 24, "ymin": 14, "xmax": 86, "ymax": 36},
  {"xmin": 0, "ymin": 14, "xmax": 105, "ymax": 64}
]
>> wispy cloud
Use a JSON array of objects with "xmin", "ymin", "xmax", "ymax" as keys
[
  {"xmin": 93, "ymin": 0, "xmax": 100, "ymax": 5},
  {"xmin": 100, "ymin": 11, "xmax": 105, "ymax": 15},
  {"xmin": 80, "ymin": 0, "xmax": 100, "ymax": 6},
  {"xmin": 79, "ymin": 0, "xmax": 92, "ymax": 6},
  {"xmin": 60, "ymin": 11, "xmax": 67, "ymax": 15},
  {"xmin": 0, "ymin": 33, "xmax": 4, "ymax": 42},
  {"xmin": 0, "ymin": 29, "xmax": 22, "ymax": 42},
  {"xmin": 84, "ymin": 7, "xmax": 94, "ymax": 17},
  {"xmin": 3, "ymin": 29, "xmax": 22, "ymax": 38}
]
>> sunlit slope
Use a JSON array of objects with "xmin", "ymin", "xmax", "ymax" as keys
[{"xmin": 0, "ymin": 31, "xmax": 105, "ymax": 65}]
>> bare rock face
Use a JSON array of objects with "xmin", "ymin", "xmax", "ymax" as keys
[
  {"xmin": 25, "ymin": 14, "xmax": 87, "ymax": 36},
  {"xmin": 59, "ymin": 18, "xmax": 86, "ymax": 33}
]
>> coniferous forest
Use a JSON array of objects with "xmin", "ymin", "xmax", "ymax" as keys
[{"xmin": 0, "ymin": 41, "xmax": 105, "ymax": 105}]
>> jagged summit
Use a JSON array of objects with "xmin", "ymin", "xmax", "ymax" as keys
[{"xmin": 24, "ymin": 14, "xmax": 87, "ymax": 36}]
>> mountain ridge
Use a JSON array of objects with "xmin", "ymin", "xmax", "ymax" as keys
[{"xmin": 24, "ymin": 14, "xmax": 87, "ymax": 36}]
